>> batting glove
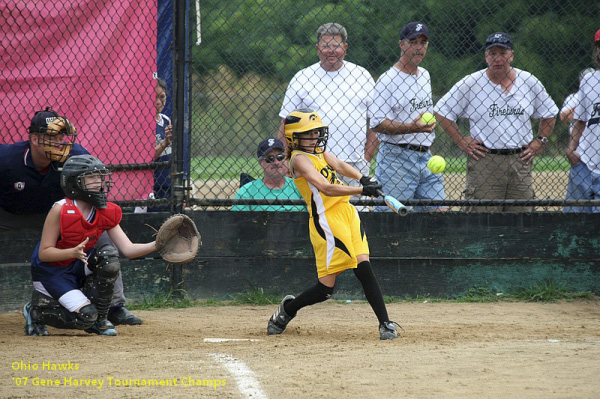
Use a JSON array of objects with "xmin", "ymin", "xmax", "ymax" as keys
[
  {"xmin": 360, "ymin": 175, "xmax": 379, "ymax": 187},
  {"xmin": 360, "ymin": 176, "xmax": 382, "ymax": 198}
]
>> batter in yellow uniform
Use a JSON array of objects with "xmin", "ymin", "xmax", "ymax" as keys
[
  {"xmin": 267, "ymin": 108, "xmax": 401, "ymax": 340},
  {"xmin": 291, "ymin": 150, "xmax": 368, "ymax": 278}
]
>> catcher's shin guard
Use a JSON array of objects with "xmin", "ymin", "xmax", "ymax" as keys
[
  {"xmin": 84, "ymin": 244, "xmax": 120, "ymax": 323},
  {"xmin": 29, "ymin": 290, "xmax": 97, "ymax": 330}
]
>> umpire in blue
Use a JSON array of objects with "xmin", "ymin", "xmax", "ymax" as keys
[{"xmin": 0, "ymin": 107, "xmax": 142, "ymax": 326}]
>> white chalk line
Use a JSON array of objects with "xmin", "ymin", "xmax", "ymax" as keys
[
  {"xmin": 204, "ymin": 337, "xmax": 263, "ymax": 343},
  {"xmin": 209, "ymin": 353, "xmax": 267, "ymax": 399}
]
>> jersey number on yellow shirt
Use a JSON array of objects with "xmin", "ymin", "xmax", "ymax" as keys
[{"xmin": 319, "ymin": 165, "xmax": 342, "ymax": 185}]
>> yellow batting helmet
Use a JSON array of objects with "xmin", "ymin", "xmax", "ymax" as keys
[{"xmin": 283, "ymin": 108, "xmax": 329, "ymax": 153}]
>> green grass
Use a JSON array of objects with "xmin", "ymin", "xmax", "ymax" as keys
[
  {"xmin": 510, "ymin": 280, "xmax": 595, "ymax": 302},
  {"xmin": 386, "ymin": 281, "xmax": 596, "ymax": 304},
  {"xmin": 382, "ymin": 288, "xmax": 503, "ymax": 304},
  {"xmin": 191, "ymin": 156, "xmax": 263, "ymax": 180},
  {"xmin": 191, "ymin": 155, "xmax": 571, "ymax": 180},
  {"xmin": 128, "ymin": 287, "xmax": 281, "ymax": 311},
  {"xmin": 127, "ymin": 290, "xmax": 197, "ymax": 310},
  {"xmin": 455, "ymin": 286, "xmax": 503, "ymax": 302},
  {"xmin": 227, "ymin": 287, "xmax": 282, "ymax": 306},
  {"xmin": 126, "ymin": 282, "xmax": 597, "ymax": 311},
  {"xmin": 533, "ymin": 156, "xmax": 571, "ymax": 172}
]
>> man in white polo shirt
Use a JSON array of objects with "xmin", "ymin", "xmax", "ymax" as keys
[
  {"xmin": 370, "ymin": 21, "xmax": 445, "ymax": 212},
  {"xmin": 435, "ymin": 32, "xmax": 558, "ymax": 212},
  {"xmin": 564, "ymin": 28, "xmax": 600, "ymax": 213},
  {"xmin": 278, "ymin": 23, "xmax": 376, "ymax": 195}
]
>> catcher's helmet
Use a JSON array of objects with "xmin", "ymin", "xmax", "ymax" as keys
[
  {"xmin": 284, "ymin": 108, "xmax": 329, "ymax": 153},
  {"xmin": 29, "ymin": 107, "xmax": 77, "ymax": 163},
  {"xmin": 60, "ymin": 155, "xmax": 113, "ymax": 209}
]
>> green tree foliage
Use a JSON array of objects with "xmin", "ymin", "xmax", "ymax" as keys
[{"xmin": 193, "ymin": 0, "xmax": 598, "ymax": 96}]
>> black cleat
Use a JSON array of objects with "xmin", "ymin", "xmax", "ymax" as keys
[
  {"xmin": 23, "ymin": 303, "xmax": 49, "ymax": 336},
  {"xmin": 85, "ymin": 319, "xmax": 118, "ymax": 336},
  {"xmin": 267, "ymin": 295, "xmax": 295, "ymax": 335},
  {"xmin": 108, "ymin": 306, "xmax": 142, "ymax": 326},
  {"xmin": 379, "ymin": 321, "xmax": 403, "ymax": 340}
]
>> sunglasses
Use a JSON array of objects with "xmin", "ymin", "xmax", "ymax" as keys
[{"xmin": 263, "ymin": 153, "xmax": 286, "ymax": 164}]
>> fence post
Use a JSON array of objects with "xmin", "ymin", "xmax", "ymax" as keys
[{"xmin": 172, "ymin": 0, "xmax": 188, "ymax": 214}]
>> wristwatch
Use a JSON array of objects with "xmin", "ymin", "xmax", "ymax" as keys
[{"xmin": 537, "ymin": 136, "xmax": 549, "ymax": 144}]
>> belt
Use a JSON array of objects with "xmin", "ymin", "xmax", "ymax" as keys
[
  {"xmin": 388, "ymin": 142, "xmax": 430, "ymax": 152},
  {"xmin": 486, "ymin": 147, "xmax": 524, "ymax": 155}
]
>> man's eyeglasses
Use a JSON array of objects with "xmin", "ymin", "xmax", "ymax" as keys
[
  {"xmin": 318, "ymin": 42, "xmax": 345, "ymax": 51},
  {"xmin": 486, "ymin": 49, "xmax": 512, "ymax": 58},
  {"xmin": 263, "ymin": 153, "xmax": 285, "ymax": 164}
]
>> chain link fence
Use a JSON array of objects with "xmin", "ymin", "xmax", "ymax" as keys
[
  {"xmin": 188, "ymin": 0, "xmax": 599, "ymax": 212},
  {"xmin": 2, "ymin": 1, "xmax": 598, "ymax": 213},
  {"xmin": 1, "ymin": 1, "xmax": 163, "ymax": 211}
]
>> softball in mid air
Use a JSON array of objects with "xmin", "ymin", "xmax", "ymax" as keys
[
  {"xmin": 427, "ymin": 155, "xmax": 446, "ymax": 174},
  {"xmin": 421, "ymin": 112, "xmax": 436, "ymax": 124}
]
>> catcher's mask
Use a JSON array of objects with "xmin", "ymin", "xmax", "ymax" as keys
[
  {"xmin": 60, "ymin": 155, "xmax": 113, "ymax": 209},
  {"xmin": 284, "ymin": 108, "xmax": 329, "ymax": 154},
  {"xmin": 29, "ymin": 107, "xmax": 77, "ymax": 162}
]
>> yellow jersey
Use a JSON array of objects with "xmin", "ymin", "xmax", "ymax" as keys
[{"xmin": 290, "ymin": 150, "xmax": 350, "ymax": 217}]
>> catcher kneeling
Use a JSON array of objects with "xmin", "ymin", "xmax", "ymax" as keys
[{"xmin": 24, "ymin": 155, "xmax": 158, "ymax": 337}]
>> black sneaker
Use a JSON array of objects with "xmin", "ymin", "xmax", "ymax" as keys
[
  {"xmin": 108, "ymin": 306, "xmax": 143, "ymax": 326},
  {"xmin": 267, "ymin": 295, "xmax": 295, "ymax": 335},
  {"xmin": 379, "ymin": 321, "xmax": 403, "ymax": 340},
  {"xmin": 85, "ymin": 319, "xmax": 118, "ymax": 336},
  {"xmin": 23, "ymin": 303, "xmax": 49, "ymax": 336}
]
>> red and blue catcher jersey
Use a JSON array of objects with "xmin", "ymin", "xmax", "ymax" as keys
[{"xmin": 52, "ymin": 198, "xmax": 122, "ymax": 267}]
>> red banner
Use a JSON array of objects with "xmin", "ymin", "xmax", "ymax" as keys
[{"xmin": 0, "ymin": 0, "xmax": 157, "ymax": 200}]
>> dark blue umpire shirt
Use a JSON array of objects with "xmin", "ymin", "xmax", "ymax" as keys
[{"xmin": 0, "ymin": 141, "xmax": 89, "ymax": 215}]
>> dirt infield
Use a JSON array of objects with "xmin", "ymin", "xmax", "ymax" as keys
[{"xmin": 2, "ymin": 301, "xmax": 599, "ymax": 398}]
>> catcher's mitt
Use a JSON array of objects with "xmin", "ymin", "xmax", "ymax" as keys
[{"xmin": 155, "ymin": 214, "xmax": 201, "ymax": 264}]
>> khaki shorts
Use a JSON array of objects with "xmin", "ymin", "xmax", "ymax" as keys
[{"xmin": 464, "ymin": 153, "xmax": 534, "ymax": 212}]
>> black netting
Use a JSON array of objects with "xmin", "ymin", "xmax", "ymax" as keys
[
  {"xmin": 3, "ymin": 1, "xmax": 599, "ymax": 214},
  {"xmin": 1, "ymin": 1, "xmax": 163, "ymax": 211},
  {"xmin": 187, "ymin": 0, "xmax": 600, "ymax": 212}
]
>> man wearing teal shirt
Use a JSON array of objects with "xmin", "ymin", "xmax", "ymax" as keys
[{"xmin": 232, "ymin": 138, "xmax": 304, "ymax": 212}]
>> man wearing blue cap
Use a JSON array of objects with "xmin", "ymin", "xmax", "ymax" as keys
[
  {"xmin": 435, "ymin": 32, "xmax": 558, "ymax": 212},
  {"xmin": 232, "ymin": 138, "xmax": 304, "ymax": 211},
  {"xmin": 370, "ymin": 22, "xmax": 446, "ymax": 212}
]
